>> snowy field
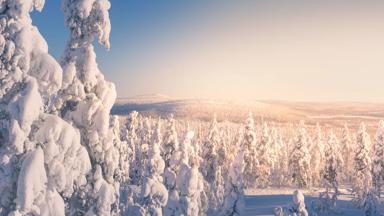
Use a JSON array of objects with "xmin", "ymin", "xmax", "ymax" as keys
[{"xmin": 244, "ymin": 187, "xmax": 384, "ymax": 215}]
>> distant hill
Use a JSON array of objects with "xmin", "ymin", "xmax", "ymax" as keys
[{"xmin": 112, "ymin": 95, "xmax": 384, "ymax": 131}]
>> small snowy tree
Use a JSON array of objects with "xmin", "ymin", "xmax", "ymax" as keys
[
  {"xmin": 290, "ymin": 190, "xmax": 308, "ymax": 216},
  {"xmin": 352, "ymin": 123, "xmax": 373, "ymax": 208},
  {"xmin": 242, "ymin": 113, "xmax": 259, "ymax": 188},
  {"xmin": 289, "ymin": 121, "xmax": 311, "ymax": 188},
  {"xmin": 372, "ymin": 120, "xmax": 384, "ymax": 197}
]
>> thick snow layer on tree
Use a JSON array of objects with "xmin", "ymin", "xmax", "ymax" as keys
[
  {"xmin": 34, "ymin": 114, "xmax": 91, "ymax": 195},
  {"xmin": 16, "ymin": 147, "xmax": 47, "ymax": 214}
]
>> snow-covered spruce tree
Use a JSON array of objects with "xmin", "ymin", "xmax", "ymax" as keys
[
  {"xmin": 256, "ymin": 122, "xmax": 272, "ymax": 187},
  {"xmin": 162, "ymin": 114, "xmax": 179, "ymax": 168},
  {"xmin": 310, "ymin": 123, "xmax": 325, "ymax": 186},
  {"xmin": 352, "ymin": 123, "xmax": 373, "ymax": 207},
  {"xmin": 131, "ymin": 116, "xmax": 153, "ymax": 185},
  {"xmin": 340, "ymin": 124, "xmax": 353, "ymax": 183},
  {"xmin": 0, "ymin": 1, "xmax": 94, "ymax": 215},
  {"xmin": 110, "ymin": 116, "xmax": 129, "ymax": 184},
  {"xmin": 201, "ymin": 114, "xmax": 224, "ymax": 211},
  {"xmin": 190, "ymin": 124, "xmax": 209, "ymax": 215},
  {"xmin": 319, "ymin": 130, "xmax": 343, "ymax": 213},
  {"xmin": 271, "ymin": 128, "xmax": 289, "ymax": 187},
  {"xmin": 242, "ymin": 112, "xmax": 259, "ymax": 188},
  {"xmin": 140, "ymin": 119, "xmax": 168, "ymax": 216},
  {"xmin": 56, "ymin": 0, "xmax": 121, "ymax": 214},
  {"xmin": 122, "ymin": 111, "xmax": 138, "ymax": 184},
  {"xmin": 372, "ymin": 120, "xmax": 384, "ymax": 197},
  {"xmin": 221, "ymin": 144, "xmax": 245, "ymax": 216},
  {"xmin": 289, "ymin": 121, "xmax": 311, "ymax": 188},
  {"xmin": 176, "ymin": 130, "xmax": 206, "ymax": 216}
]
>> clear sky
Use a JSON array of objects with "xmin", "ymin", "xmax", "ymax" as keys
[{"xmin": 32, "ymin": 0, "xmax": 384, "ymax": 102}]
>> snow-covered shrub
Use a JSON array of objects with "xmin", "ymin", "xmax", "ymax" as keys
[{"xmin": 289, "ymin": 190, "xmax": 308, "ymax": 216}]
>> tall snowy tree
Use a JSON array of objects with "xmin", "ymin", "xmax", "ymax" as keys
[
  {"xmin": 289, "ymin": 121, "xmax": 311, "ymax": 188},
  {"xmin": 221, "ymin": 144, "xmax": 245, "ymax": 216},
  {"xmin": 140, "ymin": 119, "xmax": 168, "ymax": 216},
  {"xmin": 320, "ymin": 130, "xmax": 344, "ymax": 213},
  {"xmin": 340, "ymin": 124, "xmax": 353, "ymax": 182},
  {"xmin": 242, "ymin": 113, "xmax": 259, "ymax": 188},
  {"xmin": 271, "ymin": 128, "xmax": 289, "ymax": 186},
  {"xmin": 123, "ymin": 111, "xmax": 138, "ymax": 184},
  {"xmin": 372, "ymin": 120, "xmax": 384, "ymax": 197},
  {"xmin": 202, "ymin": 114, "xmax": 224, "ymax": 212},
  {"xmin": 0, "ymin": 0, "xmax": 93, "ymax": 215},
  {"xmin": 310, "ymin": 123, "xmax": 325, "ymax": 186},
  {"xmin": 162, "ymin": 115, "xmax": 179, "ymax": 167},
  {"xmin": 175, "ymin": 130, "xmax": 206, "ymax": 216},
  {"xmin": 256, "ymin": 122, "xmax": 272, "ymax": 187},
  {"xmin": 352, "ymin": 123, "xmax": 373, "ymax": 207},
  {"xmin": 56, "ymin": 0, "xmax": 121, "ymax": 214}
]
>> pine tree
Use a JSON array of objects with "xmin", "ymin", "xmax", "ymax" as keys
[
  {"xmin": 289, "ymin": 121, "xmax": 311, "ymax": 188},
  {"xmin": 372, "ymin": 120, "xmax": 384, "ymax": 197}
]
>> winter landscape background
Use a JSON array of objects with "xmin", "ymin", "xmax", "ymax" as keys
[{"xmin": 1, "ymin": 0, "xmax": 384, "ymax": 216}]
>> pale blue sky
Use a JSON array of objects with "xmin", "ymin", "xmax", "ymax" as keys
[{"xmin": 32, "ymin": 1, "xmax": 384, "ymax": 102}]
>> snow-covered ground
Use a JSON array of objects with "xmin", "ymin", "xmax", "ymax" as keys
[{"xmin": 244, "ymin": 187, "xmax": 384, "ymax": 215}]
